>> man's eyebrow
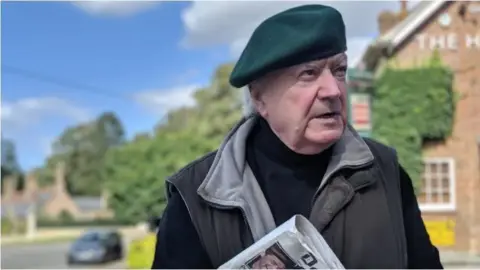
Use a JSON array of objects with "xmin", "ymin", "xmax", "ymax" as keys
[
  {"xmin": 334, "ymin": 54, "xmax": 348, "ymax": 64},
  {"xmin": 304, "ymin": 59, "xmax": 327, "ymax": 68}
]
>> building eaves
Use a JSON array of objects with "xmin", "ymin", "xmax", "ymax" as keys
[
  {"xmin": 376, "ymin": 0, "xmax": 449, "ymax": 54},
  {"xmin": 355, "ymin": 0, "xmax": 449, "ymax": 70}
]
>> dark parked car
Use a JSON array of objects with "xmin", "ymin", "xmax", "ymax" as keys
[
  {"xmin": 67, "ymin": 229, "xmax": 123, "ymax": 265},
  {"xmin": 148, "ymin": 216, "xmax": 161, "ymax": 232}
]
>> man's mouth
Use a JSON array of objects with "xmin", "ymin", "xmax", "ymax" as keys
[{"xmin": 316, "ymin": 112, "xmax": 339, "ymax": 119}]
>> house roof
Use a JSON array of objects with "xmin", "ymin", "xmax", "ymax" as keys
[
  {"xmin": 72, "ymin": 196, "xmax": 104, "ymax": 212},
  {"xmin": 1, "ymin": 190, "xmax": 53, "ymax": 218},
  {"xmin": 356, "ymin": 0, "xmax": 450, "ymax": 69},
  {"xmin": 1, "ymin": 191, "xmax": 104, "ymax": 218},
  {"xmin": 375, "ymin": 0, "xmax": 449, "ymax": 52}
]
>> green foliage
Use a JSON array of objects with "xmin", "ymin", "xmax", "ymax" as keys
[
  {"xmin": 1, "ymin": 138, "xmax": 20, "ymax": 172},
  {"xmin": 36, "ymin": 217, "xmax": 130, "ymax": 227},
  {"xmin": 1, "ymin": 138, "xmax": 22, "ymax": 189},
  {"xmin": 1, "ymin": 218, "xmax": 26, "ymax": 235},
  {"xmin": 372, "ymin": 55, "xmax": 456, "ymax": 190},
  {"xmin": 58, "ymin": 210, "xmax": 74, "ymax": 222},
  {"xmin": 40, "ymin": 112, "xmax": 126, "ymax": 196},
  {"xmin": 103, "ymin": 63, "xmax": 242, "ymax": 223}
]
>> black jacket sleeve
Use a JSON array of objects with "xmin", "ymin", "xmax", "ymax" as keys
[
  {"xmin": 151, "ymin": 189, "xmax": 213, "ymax": 269},
  {"xmin": 400, "ymin": 165, "xmax": 444, "ymax": 269}
]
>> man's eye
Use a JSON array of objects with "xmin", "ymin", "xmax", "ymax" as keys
[
  {"xmin": 299, "ymin": 69, "xmax": 317, "ymax": 80},
  {"xmin": 335, "ymin": 67, "xmax": 347, "ymax": 77}
]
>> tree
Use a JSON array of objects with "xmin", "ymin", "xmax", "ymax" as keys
[
  {"xmin": 1, "ymin": 138, "xmax": 22, "ymax": 192},
  {"xmin": 1, "ymin": 138, "xmax": 21, "ymax": 177},
  {"xmin": 103, "ymin": 63, "xmax": 243, "ymax": 223},
  {"xmin": 42, "ymin": 112, "xmax": 126, "ymax": 196}
]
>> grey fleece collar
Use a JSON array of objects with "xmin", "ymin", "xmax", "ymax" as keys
[{"xmin": 197, "ymin": 115, "xmax": 374, "ymax": 240}]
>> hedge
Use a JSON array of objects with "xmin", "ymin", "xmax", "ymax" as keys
[{"xmin": 372, "ymin": 53, "xmax": 456, "ymax": 191}]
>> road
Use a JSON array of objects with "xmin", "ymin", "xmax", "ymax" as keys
[
  {"xmin": 1, "ymin": 241, "xmax": 125, "ymax": 269},
  {"xmin": 2, "ymin": 241, "xmax": 477, "ymax": 269}
]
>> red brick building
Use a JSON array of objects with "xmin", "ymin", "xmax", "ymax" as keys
[
  {"xmin": 1, "ymin": 162, "xmax": 112, "ymax": 221},
  {"xmin": 359, "ymin": 1, "xmax": 480, "ymax": 254}
]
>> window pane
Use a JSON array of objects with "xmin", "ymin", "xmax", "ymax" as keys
[
  {"xmin": 431, "ymin": 192, "xmax": 441, "ymax": 203},
  {"xmin": 442, "ymin": 176, "xmax": 450, "ymax": 189},
  {"xmin": 441, "ymin": 162, "xmax": 449, "ymax": 173},
  {"xmin": 431, "ymin": 163, "xmax": 438, "ymax": 174},
  {"xmin": 431, "ymin": 174, "xmax": 439, "ymax": 190},
  {"xmin": 441, "ymin": 191, "xmax": 450, "ymax": 203}
]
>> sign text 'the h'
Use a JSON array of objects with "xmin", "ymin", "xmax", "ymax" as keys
[{"xmin": 416, "ymin": 33, "xmax": 480, "ymax": 50}]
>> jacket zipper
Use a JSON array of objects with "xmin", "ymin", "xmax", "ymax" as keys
[{"xmin": 310, "ymin": 162, "xmax": 373, "ymax": 208}]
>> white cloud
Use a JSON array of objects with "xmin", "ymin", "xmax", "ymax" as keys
[
  {"xmin": 1, "ymin": 97, "xmax": 92, "ymax": 167},
  {"xmin": 72, "ymin": 1, "xmax": 158, "ymax": 17},
  {"xmin": 181, "ymin": 1, "xmax": 406, "ymax": 66},
  {"xmin": 1, "ymin": 97, "xmax": 91, "ymax": 138},
  {"xmin": 133, "ymin": 84, "xmax": 200, "ymax": 115},
  {"xmin": 39, "ymin": 136, "xmax": 56, "ymax": 157}
]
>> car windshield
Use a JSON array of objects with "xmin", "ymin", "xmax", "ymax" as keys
[{"xmin": 77, "ymin": 232, "xmax": 106, "ymax": 242}]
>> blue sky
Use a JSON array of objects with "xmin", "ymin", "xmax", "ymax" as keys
[
  {"xmin": 2, "ymin": 1, "xmax": 231, "ymax": 170},
  {"xmin": 1, "ymin": 1, "xmax": 399, "ymax": 171}
]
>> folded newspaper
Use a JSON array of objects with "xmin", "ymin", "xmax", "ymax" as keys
[{"xmin": 219, "ymin": 215, "xmax": 345, "ymax": 269}]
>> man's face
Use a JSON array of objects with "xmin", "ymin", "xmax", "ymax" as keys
[
  {"xmin": 252, "ymin": 53, "xmax": 348, "ymax": 154},
  {"xmin": 252, "ymin": 254, "xmax": 286, "ymax": 269}
]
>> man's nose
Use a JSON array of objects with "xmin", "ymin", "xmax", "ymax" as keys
[{"xmin": 316, "ymin": 69, "xmax": 342, "ymax": 99}]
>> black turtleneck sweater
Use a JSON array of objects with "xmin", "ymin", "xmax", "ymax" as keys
[
  {"xmin": 153, "ymin": 118, "xmax": 443, "ymax": 269},
  {"xmin": 246, "ymin": 117, "xmax": 332, "ymax": 225}
]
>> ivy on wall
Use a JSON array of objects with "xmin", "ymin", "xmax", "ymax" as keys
[{"xmin": 371, "ymin": 53, "xmax": 457, "ymax": 191}]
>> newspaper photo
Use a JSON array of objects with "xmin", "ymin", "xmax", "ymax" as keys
[{"xmin": 219, "ymin": 215, "xmax": 345, "ymax": 269}]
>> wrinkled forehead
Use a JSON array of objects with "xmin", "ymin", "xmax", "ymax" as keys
[{"xmin": 254, "ymin": 52, "xmax": 348, "ymax": 84}]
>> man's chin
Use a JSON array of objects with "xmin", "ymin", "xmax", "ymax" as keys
[{"xmin": 305, "ymin": 127, "xmax": 344, "ymax": 144}]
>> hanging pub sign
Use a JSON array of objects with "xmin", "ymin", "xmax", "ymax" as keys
[{"xmin": 349, "ymin": 93, "xmax": 372, "ymax": 133}]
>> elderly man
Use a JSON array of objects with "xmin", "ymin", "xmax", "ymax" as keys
[{"xmin": 152, "ymin": 4, "xmax": 443, "ymax": 269}]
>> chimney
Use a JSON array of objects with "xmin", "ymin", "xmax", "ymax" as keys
[
  {"xmin": 3, "ymin": 175, "xmax": 17, "ymax": 200},
  {"xmin": 23, "ymin": 172, "xmax": 38, "ymax": 200},
  {"xmin": 55, "ymin": 161, "xmax": 67, "ymax": 194},
  {"xmin": 399, "ymin": 0, "xmax": 409, "ymax": 20},
  {"xmin": 378, "ymin": 11, "xmax": 400, "ymax": 35}
]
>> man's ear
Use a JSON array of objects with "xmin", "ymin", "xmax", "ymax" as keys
[{"xmin": 250, "ymin": 88, "xmax": 268, "ymax": 118}]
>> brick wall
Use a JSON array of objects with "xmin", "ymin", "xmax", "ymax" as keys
[
  {"xmin": 42, "ymin": 161, "xmax": 80, "ymax": 217},
  {"xmin": 2, "ymin": 175, "xmax": 17, "ymax": 201},
  {"xmin": 23, "ymin": 172, "xmax": 38, "ymax": 200},
  {"xmin": 382, "ymin": 2, "xmax": 480, "ymax": 254}
]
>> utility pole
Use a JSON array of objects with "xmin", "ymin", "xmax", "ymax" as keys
[
  {"xmin": 26, "ymin": 202, "xmax": 37, "ymax": 239},
  {"xmin": 4, "ymin": 175, "xmax": 19, "ymax": 234}
]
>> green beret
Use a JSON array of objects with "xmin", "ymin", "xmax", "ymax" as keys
[{"xmin": 229, "ymin": 4, "xmax": 347, "ymax": 88}]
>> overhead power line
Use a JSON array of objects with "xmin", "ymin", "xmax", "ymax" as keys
[
  {"xmin": 2, "ymin": 64, "xmax": 132, "ymax": 102},
  {"xmin": 1, "ymin": 64, "xmax": 172, "ymax": 126}
]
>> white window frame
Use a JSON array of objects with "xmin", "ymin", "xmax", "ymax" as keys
[{"xmin": 418, "ymin": 157, "xmax": 456, "ymax": 212}]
